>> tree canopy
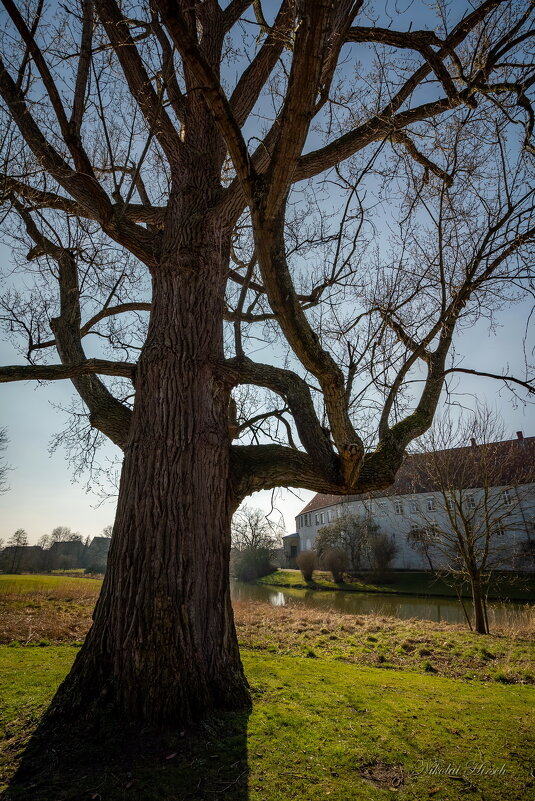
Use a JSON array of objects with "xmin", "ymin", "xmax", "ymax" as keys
[{"xmin": 1, "ymin": 0, "xmax": 533, "ymax": 498}]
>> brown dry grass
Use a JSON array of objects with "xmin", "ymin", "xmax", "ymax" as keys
[
  {"xmin": 0, "ymin": 576, "xmax": 101, "ymax": 643},
  {"xmin": 1, "ymin": 587, "xmax": 533, "ymax": 684},
  {"xmin": 0, "ymin": 597, "xmax": 94, "ymax": 643},
  {"xmin": 232, "ymin": 600, "xmax": 535, "ymax": 683}
]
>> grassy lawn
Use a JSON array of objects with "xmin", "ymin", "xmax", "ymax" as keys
[
  {"xmin": 0, "ymin": 645, "xmax": 534, "ymax": 800},
  {"xmin": 258, "ymin": 569, "xmax": 535, "ymax": 600},
  {"xmin": 0, "ymin": 574, "xmax": 103, "ymax": 594},
  {"xmin": 0, "ymin": 574, "xmax": 102, "ymax": 644},
  {"xmin": 0, "ymin": 574, "xmax": 533, "ymax": 799}
]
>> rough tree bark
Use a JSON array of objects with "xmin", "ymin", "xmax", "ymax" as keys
[
  {"xmin": 54, "ymin": 266, "xmax": 251, "ymax": 724},
  {"xmin": 48, "ymin": 154, "xmax": 256, "ymax": 720}
]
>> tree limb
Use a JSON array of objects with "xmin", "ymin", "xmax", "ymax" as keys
[
  {"xmin": 0, "ymin": 359, "xmax": 135, "ymax": 382},
  {"xmin": 442, "ymin": 368, "xmax": 535, "ymax": 394},
  {"xmin": 153, "ymin": 0, "xmax": 255, "ymax": 200},
  {"xmin": 229, "ymin": 0, "xmax": 293, "ymax": 128},
  {"xmin": 224, "ymin": 355, "xmax": 340, "ymax": 482}
]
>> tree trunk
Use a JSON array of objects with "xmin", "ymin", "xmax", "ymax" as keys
[
  {"xmin": 470, "ymin": 574, "xmax": 488, "ymax": 635},
  {"xmin": 48, "ymin": 232, "xmax": 250, "ymax": 727}
]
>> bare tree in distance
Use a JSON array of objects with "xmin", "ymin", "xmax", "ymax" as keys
[
  {"xmin": 0, "ymin": 426, "xmax": 9, "ymax": 493},
  {"xmin": 412, "ymin": 408, "xmax": 534, "ymax": 634},
  {"xmin": 322, "ymin": 548, "xmax": 349, "ymax": 583},
  {"xmin": 316, "ymin": 512, "xmax": 397, "ymax": 580},
  {"xmin": 231, "ymin": 505, "xmax": 283, "ymax": 581},
  {"xmin": 231, "ymin": 506, "xmax": 283, "ymax": 551},
  {"xmin": 296, "ymin": 549, "xmax": 316, "ymax": 582},
  {"xmin": 316, "ymin": 512, "xmax": 379, "ymax": 573},
  {"xmin": 6, "ymin": 528, "xmax": 28, "ymax": 573},
  {"xmin": 49, "ymin": 527, "xmax": 82, "ymax": 543},
  {"xmin": 0, "ymin": 0, "xmax": 532, "ymax": 730}
]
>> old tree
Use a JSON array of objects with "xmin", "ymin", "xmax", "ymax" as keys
[{"xmin": 0, "ymin": 0, "xmax": 534, "ymax": 727}]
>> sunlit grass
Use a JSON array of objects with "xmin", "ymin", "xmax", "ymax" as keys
[
  {"xmin": 0, "ymin": 573, "xmax": 102, "ymax": 598},
  {"xmin": 1, "ymin": 645, "xmax": 533, "ymax": 800}
]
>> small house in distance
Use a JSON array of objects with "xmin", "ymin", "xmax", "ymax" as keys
[{"xmin": 285, "ymin": 433, "xmax": 535, "ymax": 571}]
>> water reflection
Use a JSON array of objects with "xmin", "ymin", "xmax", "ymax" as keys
[
  {"xmin": 268, "ymin": 591, "xmax": 287, "ymax": 607},
  {"xmin": 231, "ymin": 579, "xmax": 530, "ymax": 628}
]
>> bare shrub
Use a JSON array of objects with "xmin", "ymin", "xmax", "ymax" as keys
[
  {"xmin": 370, "ymin": 535, "xmax": 398, "ymax": 581},
  {"xmin": 296, "ymin": 550, "xmax": 316, "ymax": 582},
  {"xmin": 323, "ymin": 548, "xmax": 349, "ymax": 583}
]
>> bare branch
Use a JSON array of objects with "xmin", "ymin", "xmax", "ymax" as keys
[
  {"xmin": 0, "ymin": 359, "xmax": 135, "ymax": 382},
  {"xmin": 443, "ymin": 368, "xmax": 535, "ymax": 394},
  {"xmin": 94, "ymin": 0, "xmax": 183, "ymax": 165}
]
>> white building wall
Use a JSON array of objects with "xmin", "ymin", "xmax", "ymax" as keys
[{"xmin": 295, "ymin": 482, "xmax": 535, "ymax": 571}]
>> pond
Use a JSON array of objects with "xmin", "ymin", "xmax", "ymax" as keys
[{"xmin": 231, "ymin": 579, "xmax": 533, "ymax": 629}]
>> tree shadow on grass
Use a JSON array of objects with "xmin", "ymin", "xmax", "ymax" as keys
[{"xmin": 2, "ymin": 708, "xmax": 250, "ymax": 801}]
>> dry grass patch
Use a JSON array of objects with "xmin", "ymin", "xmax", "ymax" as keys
[
  {"xmin": 0, "ymin": 575, "xmax": 100, "ymax": 644},
  {"xmin": 233, "ymin": 600, "xmax": 535, "ymax": 684},
  {"xmin": 1, "ymin": 576, "xmax": 533, "ymax": 685}
]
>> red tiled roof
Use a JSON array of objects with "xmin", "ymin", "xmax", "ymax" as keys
[{"xmin": 298, "ymin": 436, "xmax": 535, "ymax": 516}]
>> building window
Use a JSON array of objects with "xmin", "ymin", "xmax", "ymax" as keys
[
  {"xmin": 394, "ymin": 499, "xmax": 403, "ymax": 515},
  {"xmin": 378, "ymin": 501, "xmax": 387, "ymax": 514},
  {"xmin": 409, "ymin": 500, "xmax": 418, "ymax": 513},
  {"xmin": 328, "ymin": 510, "xmax": 334, "ymax": 522},
  {"xmin": 426, "ymin": 497, "xmax": 435, "ymax": 512},
  {"xmin": 446, "ymin": 495, "xmax": 454, "ymax": 510},
  {"xmin": 496, "ymin": 526, "xmax": 505, "ymax": 537},
  {"xmin": 315, "ymin": 514, "xmax": 319, "ymax": 524},
  {"xmin": 467, "ymin": 495, "xmax": 476, "ymax": 509},
  {"xmin": 290, "ymin": 545, "xmax": 298, "ymax": 557},
  {"xmin": 320, "ymin": 513, "xmax": 325, "ymax": 524},
  {"xmin": 503, "ymin": 489, "xmax": 512, "ymax": 506}
]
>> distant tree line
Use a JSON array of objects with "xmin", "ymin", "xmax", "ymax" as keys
[
  {"xmin": 0, "ymin": 526, "xmax": 112, "ymax": 574},
  {"xmin": 230, "ymin": 507, "xmax": 283, "ymax": 582}
]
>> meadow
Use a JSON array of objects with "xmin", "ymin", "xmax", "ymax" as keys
[{"xmin": 0, "ymin": 573, "xmax": 534, "ymax": 800}]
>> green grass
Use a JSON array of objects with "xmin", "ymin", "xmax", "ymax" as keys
[
  {"xmin": 259, "ymin": 569, "xmax": 535, "ymax": 600},
  {"xmin": 50, "ymin": 568, "xmax": 86, "ymax": 574},
  {"xmin": 1, "ymin": 645, "xmax": 534, "ymax": 800},
  {"xmin": 0, "ymin": 573, "xmax": 102, "ymax": 594},
  {"xmin": 257, "ymin": 569, "xmax": 395, "ymax": 593}
]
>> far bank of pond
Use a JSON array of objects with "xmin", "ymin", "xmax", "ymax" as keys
[{"xmin": 231, "ymin": 572, "xmax": 534, "ymax": 628}]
